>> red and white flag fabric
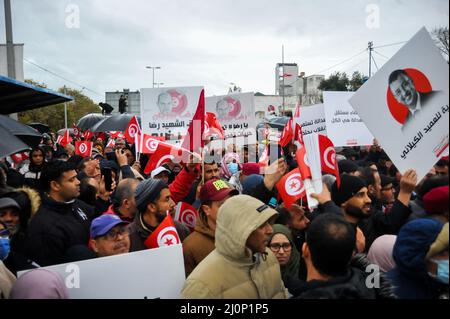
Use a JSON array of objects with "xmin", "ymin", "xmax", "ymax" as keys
[
  {"xmin": 294, "ymin": 123, "xmax": 304, "ymax": 145},
  {"xmin": 182, "ymin": 89, "xmax": 205, "ymax": 155},
  {"xmin": 73, "ymin": 124, "xmax": 81, "ymax": 139},
  {"xmin": 276, "ymin": 168, "xmax": 306, "ymax": 209},
  {"xmin": 109, "ymin": 131, "xmax": 122, "ymax": 139},
  {"xmin": 75, "ymin": 141, "xmax": 93, "ymax": 158},
  {"xmin": 106, "ymin": 139, "xmax": 115, "ymax": 149},
  {"xmin": 144, "ymin": 214, "xmax": 181, "ymax": 249},
  {"xmin": 204, "ymin": 112, "xmax": 225, "ymax": 139},
  {"xmin": 143, "ymin": 141, "xmax": 191, "ymax": 175},
  {"xmin": 279, "ymin": 118, "xmax": 293, "ymax": 148},
  {"xmin": 57, "ymin": 130, "xmax": 72, "ymax": 148},
  {"xmin": 296, "ymin": 146, "xmax": 312, "ymax": 180},
  {"xmin": 293, "ymin": 101, "xmax": 301, "ymax": 118},
  {"xmin": 83, "ymin": 129, "xmax": 94, "ymax": 141},
  {"xmin": 174, "ymin": 202, "xmax": 199, "ymax": 232},
  {"xmin": 124, "ymin": 116, "xmax": 141, "ymax": 145},
  {"xmin": 259, "ymin": 144, "xmax": 269, "ymax": 167},
  {"xmin": 140, "ymin": 134, "xmax": 165, "ymax": 154},
  {"xmin": 10, "ymin": 152, "xmax": 29, "ymax": 164},
  {"xmin": 318, "ymin": 134, "xmax": 340, "ymax": 187}
]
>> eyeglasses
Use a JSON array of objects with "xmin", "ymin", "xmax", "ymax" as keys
[
  {"xmin": 101, "ymin": 226, "xmax": 129, "ymax": 241},
  {"xmin": 0, "ymin": 229, "xmax": 10, "ymax": 239},
  {"xmin": 269, "ymin": 243, "xmax": 292, "ymax": 252}
]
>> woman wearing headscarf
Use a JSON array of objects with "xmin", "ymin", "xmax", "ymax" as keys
[
  {"xmin": 9, "ymin": 269, "xmax": 69, "ymax": 299},
  {"xmin": 220, "ymin": 152, "xmax": 241, "ymax": 181},
  {"xmin": 268, "ymin": 224, "xmax": 301, "ymax": 286},
  {"xmin": 367, "ymin": 235, "xmax": 397, "ymax": 273}
]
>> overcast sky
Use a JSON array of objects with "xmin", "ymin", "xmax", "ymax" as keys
[{"xmin": 1, "ymin": 0, "xmax": 448, "ymax": 103}]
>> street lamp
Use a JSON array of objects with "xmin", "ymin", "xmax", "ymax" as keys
[
  {"xmin": 146, "ymin": 66, "xmax": 161, "ymax": 88},
  {"xmin": 155, "ymin": 82, "xmax": 164, "ymax": 88}
]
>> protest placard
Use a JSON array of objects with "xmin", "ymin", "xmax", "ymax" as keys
[
  {"xmin": 323, "ymin": 91, "xmax": 374, "ymax": 147},
  {"xmin": 294, "ymin": 103, "xmax": 327, "ymax": 137},
  {"xmin": 349, "ymin": 27, "xmax": 449, "ymax": 180},
  {"xmin": 141, "ymin": 87, "xmax": 203, "ymax": 136},
  {"xmin": 18, "ymin": 245, "xmax": 185, "ymax": 299}
]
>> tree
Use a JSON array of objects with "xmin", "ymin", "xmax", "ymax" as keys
[
  {"xmin": 349, "ymin": 71, "xmax": 366, "ymax": 91},
  {"xmin": 318, "ymin": 72, "xmax": 350, "ymax": 91},
  {"xmin": 18, "ymin": 80, "xmax": 100, "ymax": 132},
  {"xmin": 432, "ymin": 27, "xmax": 449, "ymax": 62}
]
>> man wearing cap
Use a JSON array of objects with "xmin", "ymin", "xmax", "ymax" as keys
[
  {"xmin": 379, "ymin": 174, "xmax": 397, "ymax": 213},
  {"xmin": 151, "ymin": 167, "xmax": 171, "ymax": 184},
  {"xmin": 90, "ymin": 214, "xmax": 130, "ymax": 258},
  {"xmin": 129, "ymin": 178, "xmax": 190, "ymax": 252},
  {"xmin": 423, "ymin": 186, "xmax": 449, "ymax": 224},
  {"xmin": 0, "ymin": 198, "xmax": 20, "ymax": 235},
  {"xmin": 330, "ymin": 170, "xmax": 417, "ymax": 252},
  {"xmin": 181, "ymin": 195, "xmax": 288, "ymax": 299},
  {"xmin": 182, "ymin": 179, "xmax": 239, "ymax": 277}
]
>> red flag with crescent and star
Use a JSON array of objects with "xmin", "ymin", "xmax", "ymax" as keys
[
  {"xmin": 174, "ymin": 202, "xmax": 199, "ymax": 232},
  {"xmin": 124, "ymin": 116, "xmax": 141, "ymax": 145},
  {"xmin": 276, "ymin": 168, "xmax": 306, "ymax": 209},
  {"xmin": 75, "ymin": 141, "xmax": 93, "ymax": 158},
  {"xmin": 144, "ymin": 214, "xmax": 181, "ymax": 249}
]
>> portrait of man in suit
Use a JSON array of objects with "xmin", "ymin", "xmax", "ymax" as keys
[{"xmin": 388, "ymin": 69, "xmax": 434, "ymax": 126}]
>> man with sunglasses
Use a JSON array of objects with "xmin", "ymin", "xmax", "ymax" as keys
[{"xmin": 90, "ymin": 215, "xmax": 130, "ymax": 258}]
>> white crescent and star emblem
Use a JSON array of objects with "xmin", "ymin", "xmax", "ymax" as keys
[
  {"xmin": 324, "ymin": 146, "xmax": 336, "ymax": 171},
  {"xmin": 128, "ymin": 124, "xmax": 138, "ymax": 137},
  {"xmin": 285, "ymin": 173, "xmax": 305, "ymax": 196},
  {"xmin": 157, "ymin": 226, "xmax": 180, "ymax": 247}
]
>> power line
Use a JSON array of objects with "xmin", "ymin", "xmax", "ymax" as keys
[
  {"xmin": 373, "ymin": 50, "xmax": 390, "ymax": 60},
  {"xmin": 371, "ymin": 55, "xmax": 379, "ymax": 71},
  {"xmin": 373, "ymin": 41, "xmax": 408, "ymax": 49},
  {"xmin": 23, "ymin": 58, "xmax": 102, "ymax": 97},
  {"xmin": 314, "ymin": 49, "xmax": 367, "ymax": 75}
]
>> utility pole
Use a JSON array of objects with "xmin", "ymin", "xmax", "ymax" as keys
[
  {"xmin": 64, "ymin": 86, "xmax": 68, "ymax": 129},
  {"xmin": 4, "ymin": 0, "xmax": 16, "ymax": 80},
  {"xmin": 146, "ymin": 66, "xmax": 161, "ymax": 88},
  {"xmin": 368, "ymin": 41, "xmax": 374, "ymax": 78}
]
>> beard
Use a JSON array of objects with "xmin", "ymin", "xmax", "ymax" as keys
[
  {"xmin": 155, "ymin": 211, "xmax": 167, "ymax": 223},
  {"xmin": 346, "ymin": 204, "xmax": 371, "ymax": 220}
]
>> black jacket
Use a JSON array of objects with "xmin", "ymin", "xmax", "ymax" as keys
[
  {"xmin": 25, "ymin": 195, "xmax": 94, "ymax": 266},
  {"xmin": 291, "ymin": 254, "xmax": 397, "ymax": 299}
]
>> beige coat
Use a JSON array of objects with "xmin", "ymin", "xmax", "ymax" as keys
[
  {"xmin": 0, "ymin": 261, "xmax": 16, "ymax": 299},
  {"xmin": 181, "ymin": 195, "xmax": 288, "ymax": 299}
]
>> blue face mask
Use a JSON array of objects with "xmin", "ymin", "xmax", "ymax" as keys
[
  {"xmin": 0, "ymin": 237, "xmax": 10, "ymax": 261},
  {"xmin": 432, "ymin": 259, "xmax": 449, "ymax": 284},
  {"xmin": 227, "ymin": 163, "xmax": 239, "ymax": 175}
]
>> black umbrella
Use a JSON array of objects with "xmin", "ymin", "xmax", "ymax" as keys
[
  {"xmin": 0, "ymin": 115, "xmax": 43, "ymax": 147},
  {"xmin": 90, "ymin": 114, "xmax": 141, "ymax": 132},
  {"xmin": 28, "ymin": 123, "xmax": 50, "ymax": 134},
  {"xmin": 0, "ymin": 125, "xmax": 30, "ymax": 158},
  {"xmin": 76, "ymin": 113, "xmax": 106, "ymax": 130}
]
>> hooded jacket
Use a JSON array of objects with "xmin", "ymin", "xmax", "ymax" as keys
[
  {"xmin": 387, "ymin": 218, "xmax": 446, "ymax": 299},
  {"xmin": 182, "ymin": 215, "xmax": 216, "ymax": 277},
  {"xmin": 181, "ymin": 195, "xmax": 288, "ymax": 299},
  {"xmin": 25, "ymin": 195, "xmax": 94, "ymax": 266},
  {"xmin": 0, "ymin": 261, "xmax": 15, "ymax": 299}
]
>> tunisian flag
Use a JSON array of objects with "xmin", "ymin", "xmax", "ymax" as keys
[
  {"xmin": 174, "ymin": 202, "xmax": 199, "ymax": 232},
  {"xmin": 276, "ymin": 168, "xmax": 306, "ymax": 209},
  {"xmin": 143, "ymin": 141, "xmax": 192, "ymax": 175},
  {"xmin": 182, "ymin": 90, "xmax": 205, "ymax": 155},
  {"xmin": 75, "ymin": 141, "xmax": 93, "ymax": 158},
  {"xmin": 57, "ymin": 130, "xmax": 72, "ymax": 147},
  {"xmin": 204, "ymin": 112, "xmax": 225, "ymax": 139},
  {"xmin": 83, "ymin": 129, "xmax": 94, "ymax": 141},
  {"xmin": 144, "ymin": 214, "xmax": 181, "ymax": 249},
  {"xmin": 279, "ymin": 118, "xmax": 293, "ymax": 148},
  {"xmin": 296, "ymin": 146, "xmax": 312, "ymax": 179},
  {"xmin": 124, "ymin": 116, "xmax": 141, "ymax": 144},
  {"xmin": 318, "ymin": 134, "xmax": 340, "ymax": 187}
]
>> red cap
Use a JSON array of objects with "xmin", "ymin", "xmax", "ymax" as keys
[
  {"xmin": 423, "ymin": 186, "xmax": 449, "ymax": 215},
  {"xmin": 241, "ymin": 163, "xmax": 261, "ymax": 176},
  {"xmin": 200, "ymin": 179, "xmax": 239, "ymax": 203}
]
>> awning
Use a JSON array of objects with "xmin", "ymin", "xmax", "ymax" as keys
[{"xmin": 0, "ymin": 75, "xmax": 73, "ymax": 115}]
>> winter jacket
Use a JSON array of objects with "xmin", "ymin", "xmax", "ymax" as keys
[
  {"xmin": 25, "ymin": 195, "xmax": 94, "ymax": 266},
  {"xmin": 169, "ymin": 167, "xmax": 199, "ymax": 204},
  {"xmin": 0, "ymin": 261, "xmax": 16, "ymax": 299},
  {"xmin": 103, "ymin": 204, "xmax": 134, "ymax": 223},
  {"xmin": 292, "ymin": 254, "xmax": 396, "ymax": 299},
  {"xmin": 128, "ymin": 213, "xmax": 190, "ymax": 252},
  {"xmin": 182, "ymin": 216, "xmax": 216, "ymax": 277},
  {"xmin": 388, "ymin": 218, "xmax": 446, "ymax": 299},
  {"xmin": 181, "ymin": 195, "xmax": 288, "ymax": 299}
]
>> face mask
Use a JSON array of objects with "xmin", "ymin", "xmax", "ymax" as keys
[
  {"xmin": 0, "ymin": 237, "xmax": 10, "ymax": 261},
  {"xmin": 227, "ymin": 163, "xmax": 239, "ymax": 175},
  {"xmin": 430, "ymin": 259, "xmax": 449, "ymax": 285}
]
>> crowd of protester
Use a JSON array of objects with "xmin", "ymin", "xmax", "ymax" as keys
[{"xmin": 0, "ymin": 131, "xmax": 448, "ymax": 299}]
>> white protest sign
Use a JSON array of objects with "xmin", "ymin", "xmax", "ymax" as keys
[
  {"xmin": 294, "ymin": 104, "xmax": 327, "ymax": 137},
  {"xmin": 323, "ymin": 91, "xmax": 374, "ymax": 147},
  {"xmin": 141, "ymin": 87, "xmax": 203, "ymax": 136},
  {"xmin": 205, "ymin": 92, "xmax": 257, "ymax": 147},
  {"xmin": 349, "ymin": 27, "xmax": 449, "ymax": 180},
  {"xmin": 18, "ymin": 245, "xmax": 185, "ymax": 299}
]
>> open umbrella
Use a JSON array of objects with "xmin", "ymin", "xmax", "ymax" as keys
[
  {"xmin": 0, "ymin": 115, "xmax": 43, "ymax": 147},
  {"xmin": 28, "ymin": 123, "xmax": 50, "ymax": 134},
  {"xmin": 0, "ymin": 125, "xmax": 30, "ymax": 158},
  {"xmin": 90, "ymin": 114, "xmax": 141, "ymax": 132},
  {"xmin": 76, "ymin": 113, "xmax": 106, "ymax": 130}
]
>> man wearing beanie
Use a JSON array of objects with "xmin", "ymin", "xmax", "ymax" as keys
[
  {"xmin": 128, "ymin": 178, "xmax": 190, "ymax": 252},
  {"xmin": 331, "ymin": 169, "xmax": 417, "ymax": 251},
  {"xmin": 182, "ymin": 195, "xmax": 288, "ymax": 299}
]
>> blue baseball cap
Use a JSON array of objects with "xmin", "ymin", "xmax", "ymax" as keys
[{"xmin": 90, "ymin": 214, "xmax": 128, "ymax": 238}]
